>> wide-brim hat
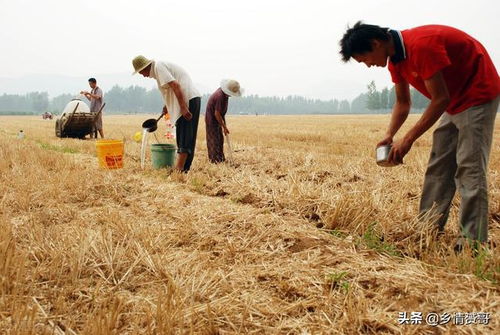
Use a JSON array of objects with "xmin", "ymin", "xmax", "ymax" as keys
[
  {"xmin": 220, "ymin": 79, "xmax": 243, "ymax": 97},
  {"xmin": 132, "ymin": 55, "xmax": 153, "ymax": 75}
]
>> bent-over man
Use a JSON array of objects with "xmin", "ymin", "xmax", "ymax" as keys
[
  {"xmin": 132, "ymin": 55, "xmax": 201, "ymax": 172},
  {"xmin": 340, "ymin": 22, "xmax": 500, "ymax": 251}
]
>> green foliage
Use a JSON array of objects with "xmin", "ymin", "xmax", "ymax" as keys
[
  {"xmin": 49, "ymin": 93, "xmax": 73, "ymax": 112},
  {"xmin": 350, "ymin": 93, "xmax": 368, "ymax": 114},
  {"xmin": 365, "ymin": 80, "xmax": 429, "ymax": 113},
  {"xmin": 457, "ymin": 246, "xmax": 498, "ymax": 284},
  {"xmin": 361, "ymin": 222, "xmax": 402, "ymax": 257},
  {"xmin": 473, "ymin": 249, "xmax": 497, "ymax": 283},
  {"xmin": 0, "ymin": 92, "xmax": 49, "ymax": 113},
  {"xmin": 30, "ymin": 92, "xmax": 49, "ymax": 111},
  {"xmin": 388, "ymin": 85, "xmax": 396, "ymax": 107},
  {"xmin": 221, "ymin": 95, "xmax": 351, "ymax": 115},
  {"xmin": 338, "ymin": 99, "xmax": 350, "ymax": 114},
  {"xmin": 366, "ymin": 80, "xmax": 381, "ymax": 110},
  {"xmin": 410, "ymin": 88, "xmax": 430, "ymax": 109},
  {"xmin": 380, "ymin": 87, "xmax": 389, "ymax": 109},
  {"xmin": 0, "ymin": 80, "xmax": 432, "ymax": 115},
  {"xmin": 0, "ymin": 111, "xmax": 36, "ymax": 115},
  {"xmin": 329, "ymin": 229, "xmax": 348, "ymax": 238},
  {"xmin": 326, "ymin": 271, "xmax": 350, "ymax": 293},
  {"xmin": 37, "ymin": 141, "xmax": 79, "ymax": 154}
]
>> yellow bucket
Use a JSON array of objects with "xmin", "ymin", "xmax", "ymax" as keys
[{"xmin": 95, "ymin": 139, "xmax": 124, "ymax": 169}]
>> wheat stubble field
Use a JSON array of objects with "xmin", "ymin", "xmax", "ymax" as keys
[{"xmin": 0, "ymin": 114, "xmax": 499, "ymax": 334}]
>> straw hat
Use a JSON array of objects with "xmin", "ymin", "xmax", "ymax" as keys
[
  {"xmin": 220, "ymin": 79, "xmax": 243, "ymax": 97},
  {"xmin": 132, "ymin": 55, "xmax": 153, "ymax": 75}
]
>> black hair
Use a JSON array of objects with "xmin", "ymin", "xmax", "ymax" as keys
[
  {"xmin": 339, "ymin": 21, "xmax": 390, "ymax": 62},
  {"xmin": 88, "ymin": 78, "xmax": 97, "ymax": 83}
]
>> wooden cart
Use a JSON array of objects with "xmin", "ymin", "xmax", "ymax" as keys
[{"xmin": 55, "ymin": 102, "xmax": 105, "ymax": 139}]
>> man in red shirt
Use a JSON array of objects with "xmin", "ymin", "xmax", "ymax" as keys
[{"xmin": 340, "ymin": 22, "xmax": 500, "ymax": 251}]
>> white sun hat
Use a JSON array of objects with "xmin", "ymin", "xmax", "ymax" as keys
[
  {"xmin": 220, "ymin": 79, "xmax": 243, "ymax": 97},
  {"xmin": 132, "ymin": 55, "xmax": 153, "ymax": 75}
]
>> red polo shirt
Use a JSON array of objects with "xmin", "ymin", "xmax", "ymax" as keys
[{"xmin": 388, "ymin": 25, "xmax": 500, "ymax": 115}]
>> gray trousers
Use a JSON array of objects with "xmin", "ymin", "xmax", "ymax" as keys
[{"xmin": 419, "ymin": 96, "xmax": 499, "ymax": 242}]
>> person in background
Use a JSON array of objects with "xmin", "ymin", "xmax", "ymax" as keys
[
  {"xmin": 132, "ymin": 55, "xmax": 201, "ymax": 172},
  {"xmin": 205, "ymin": 79, "xmax": 243, "ymax": 163},
  {"xmin": 339, "ymin": 22, "xmax": 500, "ymax": 252},
  {"xmin": 80, "ymin": 77, "xmax": 104, "ymax": 138}
]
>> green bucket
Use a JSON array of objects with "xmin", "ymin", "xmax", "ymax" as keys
[{"xmin": 151, "ymin": 143, "xmax": 176, "ymax": 169}]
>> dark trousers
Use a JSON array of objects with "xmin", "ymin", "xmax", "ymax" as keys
[
  {"xmin": 206, "ymin": 123, "xmax": 225, "ymax": 163},
  {"xmin": 175, "ymin": 97, "xmax": 201, "ymax": 171}
]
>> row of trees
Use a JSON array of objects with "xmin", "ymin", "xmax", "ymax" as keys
[
  {"xmin": 84, "ymin": 85, "xmax": 358, "ymax": 115},
  {"xmin": 0, "ymin": 92, "xmax": 82, "ymax": 114},
  {"xmin": 0, "ymin": 82, "xmax": 430, "ymax": 115},
  {"xmin": 0, "ymin": 92, "xmax": 50, "ymax": 113},
  {"xmin": 366, "ymin": 80, "xmax": 429, "ymax": 112}
]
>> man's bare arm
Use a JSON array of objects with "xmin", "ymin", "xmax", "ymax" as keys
[
  {"xmin": 168, "ymin": 81, "xmax": 192, "ymax": 120},
  {"xmin": 403, "ymin": 71, "xmax": 450, "ymax": 143},
  {"xmin": 388, "ymin": 71, "xmax": 450, "ymax": 163},
  {"xmin": 377, "ymin": 81, "xmax": 411, "ymax": 146}
]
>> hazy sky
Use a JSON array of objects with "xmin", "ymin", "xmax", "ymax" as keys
[{"xmin": 0, "ymin": 0, "xmax": 498, "ymax": 100}]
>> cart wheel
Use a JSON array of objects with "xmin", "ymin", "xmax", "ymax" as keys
[{"xmin": 55, "ymin": 119, "xmax": 61, "ymax": 137}]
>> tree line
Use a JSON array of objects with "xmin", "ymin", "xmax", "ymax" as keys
[
  {"xmin": 365, "ymin": 80, "xmax": 429, "ymax": 112},
  {"xmin": 0, "ymin": 82, "xmax": 429, "ymax": 115}
]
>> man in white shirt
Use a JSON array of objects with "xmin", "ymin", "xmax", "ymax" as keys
[{"xmin": 132, "ymin": 55, "xmax": 201, "ymax": 172}]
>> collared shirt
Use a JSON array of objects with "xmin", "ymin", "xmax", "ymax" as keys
[
  {"xmin": 389, "ymin": 30, "xmax": 406, "ymax": 64},
  {"xmin": 90, "ymin": 86, "xmax": 104, "ymax": 113},
  {"xmin": 149, "ymin": 60, "xmax": 200, "ymax": 123},
  {"xmin": 388, "ymin": 25, "xmax": 500, "ymax": 115}
]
